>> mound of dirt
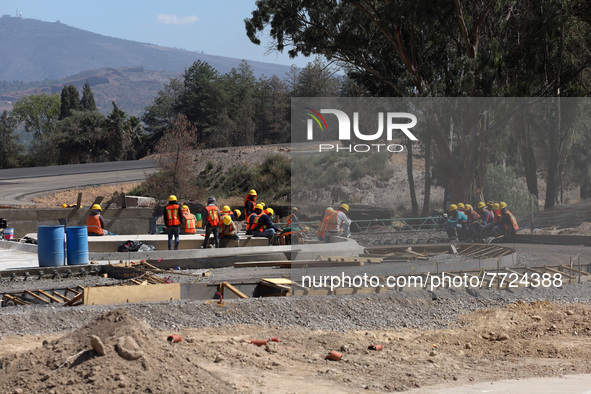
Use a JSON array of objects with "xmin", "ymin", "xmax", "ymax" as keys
[{"xmin": 0, "ymin": 309, "xmax": 232, "ymax": 393}]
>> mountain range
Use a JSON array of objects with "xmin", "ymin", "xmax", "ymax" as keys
[{"xmin": 0, "ymin": 16, "xmax": 294, "ymax": 116}]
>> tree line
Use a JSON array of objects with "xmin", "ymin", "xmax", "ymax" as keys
[
  {"xmin": 3, "ymin": 0, "xmax": 591, "ymax": 215},
  {"xmin": 0, "ymin": 58, "xmax": 346, "ymax": 168},
  {"xmin": 0, "ymin": 80, "xmax": 145, "ymax": 167}
]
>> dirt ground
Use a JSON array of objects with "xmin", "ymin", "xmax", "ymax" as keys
[
  {"xmin": 1, "ymin": 302, "xmax": 591, "ymax": 393},
  {"xmin": 31, "ymin": 183, "xmax": 142, "ymax": 208}
]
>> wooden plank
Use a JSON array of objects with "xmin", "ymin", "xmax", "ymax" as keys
[
  {"xmin": 4, "ymin": 294, "xmax": 30, "ymax": 305},
  {"xmin": 65, "ymin": 292, "xmax": 84, "ymax": 306},
  {"xmin": 545, "ymin": 266, "xmax": 575, "ymax": 279},
  {"xmin": 83, "ymin": 283, "xmax": 181, "ymax": 305},
  {"xmin": 24, "ymin": 290, "xmax": 50, "ymax": 304},
  {"xmin": 221, "ymin": 282, "xmax": 248, "ymax": 299},
  {"xmin": 234, "ymin": 261, "xmax": 292, "ymax": 268},
  {"xmin": 38, "ymin": 289, "xmax": 63, "ymax": 303},
  {"xmin": 560, "ymin": 265, "xmax": 591, "ymax": 276},
  {"xmin": 66, "ymin": 287, "xmax": 81, "ymax": 296},
  {"xmin": 52, "ymin": 291, "xmax": 71, "ymax": 302}
]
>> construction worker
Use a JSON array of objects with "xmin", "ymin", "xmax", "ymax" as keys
[
  {"xmin": 202, "ymin": 196, "xmax": 220, "ymax": 248},
  {"xmin": 244, "ymin": 189, "xmax": 257, "ymax": 217},
  {"xmin": 465, "ymin": 204, "xmax": 480, "ymax": 241},
  {"xmin": 251, "ymin": 204, "xmax": 281, "ymax": 244},
  {"xmin": 317, "ymin": 207, "xmax": 335, "ymax": 241},
  {"xmin": 245, "ymin": 204, "xmax": 262, "ymax": 235},
  {"xmin": 493, "ymin": 201, "xmax": 519, "ymax": 237},
  {"xmin": 219, "ymin": 215, "xmax": 240, "ymax": 246},
  {"xmin": 287, "ymin": 207, "xmax": 300, "ymax": 227},
  {"xmin": 492, "ymin": 203, "xmax": 502, "ymax": 223},
  {"xmin": 457, "ymin": 202, "xmax": 465, "ymax": 213},
  {"xmin": 164, "ymin": 195, "xmax": 185, "ymax": 250},
  {"xmin": 466, "ymin": 204, "xmax": 480, "ymax": 225},
  {"xmin": 87, "ymin": 204, "xmax": 107, "ymax": 236},
  {"xmin": 266, "ymin": 207, "xmax": 275, "ymax": 221},
  {"xmin": 233, "ymin": 209, "xmax": 242, "ymax": 221},
  {"xmin": 181, "ymin": 205, "xmax": 197, "ymax": 234},
  {"xmin": 444, "ymin": 204, "xmax": 467, "ymax": 241},
  {"xmin": 220, "ymin": 205, "xmax": 232, "ymax": 223},
  {"xmin": 325, "ymin": 203, "xmax": 352, "ymax": 241},
  {"xmin": 478, "ymin": 201, "xmax": 494, "ymax": 225}
]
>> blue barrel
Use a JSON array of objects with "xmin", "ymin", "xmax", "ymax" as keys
[
  {"xmin": 66, "ymin": 226, "xmax": 89, "ymax": 265},
  {"xmin": 37, "ymin": 225, "xmax": 65, "ymax": 267}
]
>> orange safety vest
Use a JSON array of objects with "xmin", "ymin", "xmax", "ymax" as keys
[
  {"xmin": 493, "ymin": 209, "xmax": 502, "ymax": 223},
  {"xmin": 165, "ymin": 204, "xmax": 181, "ymax": 226},
  {"xmin": 86, "ymin": 214, "xmax": 104, "ymax": 235},
  {"xmin": 317, "ymin": 210, "xmax": 332, "ymax": 239},
  {"xmin": 287, "ymin": 213, "xmax": 298, "ymax": 226},
  {"xmin": 205, "ymin": 205, "xmax": 220, "ymax": 226},
  {"xmin": 325, "ymin": 211, "xmax": 340, "ymax": 231},
  {"xmin": 246, "ymin": 213, "xmax": 258, "ymax": 231},
  {"xmin": 503, "ymin": 210, "xmax": 519, "ymax": 231},
  {"xmin": 252, "ymin": 214, "xmax": 266, "ymax": 231},
  {"xmin": 183, "ymin": 213, "xmax": 196, "ymax": 234}
]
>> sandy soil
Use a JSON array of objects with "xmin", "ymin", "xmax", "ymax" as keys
[{"xmin": 2, "ymin": 302, "xmax": 591, "ymax": 393}]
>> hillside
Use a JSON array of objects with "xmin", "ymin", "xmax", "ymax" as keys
[
  {"xmin": 0, "ymin": 16, "xmax": 291, "ymax": 82},
  {"xmin": 0, "ymin": 67, "xmax": 177, "ymax": 117}
]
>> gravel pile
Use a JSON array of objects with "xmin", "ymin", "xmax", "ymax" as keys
[{"xmin": 2, "ymin": 282, "xmax": 591, "ymax": 337}]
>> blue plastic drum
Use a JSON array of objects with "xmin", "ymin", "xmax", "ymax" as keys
[
  {"xmin": 37, "ymin": 225, "xmax": 65, "ymax": 267},
  {"xmin": 66, "ymin": 226, "xmax": 89, "ymax": 265}
]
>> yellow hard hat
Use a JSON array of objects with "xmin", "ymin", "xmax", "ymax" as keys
[
  {"xmin": 91, "ymin": 204, "xmax": 102, "ymax": 211},
  {"xmin": 222, "ymin": 205, "xmax": 231, "ymax": 212},
  {"xmin": 181, "ymin": 205, "xmax": 190, "ymax": 213},
  {"xmin": 325, "ymin": 207, "xmax": 335, "ymax": 213},
  {"xmin": 499, "ymin": 202, "xmax": 507, "ymax": 209},
  {"xmin": 266, "ymin": 208, "xmax": 274, "ymax": 215},
  {"xmin": 465, "ymin": 204, "xmax": 472, "ymax": 211},
  {"xmin": 168, "ymin": 195, "xmax": 177, "ymax": 202},
  {"xmin": 477, "ymin": 201, "xmax": 486, "ymax": 209},
  {"xmin": 449, "ymin": 204, "xmax": 458, "ymax": 211},
  {"xmin": 292, "ymin": 207, "xmax": 298, "ymax": 212},
  {"xmin": 62, "ymin": 203, "xmax": 68, "ymax": 208},
  {"xmin": 340, "ymin": 203, "xmax": 349, "ymax": 212},
  {"xmin": 260, "ymin": 202, "xmax": 266, "ymax": 207},
  {"xmin": 233, "ymin": 209, "xmax": 241, "ymax": 218},
  {"xmin": 222, "ymin": 215, "xmax": 232, "ymax": 225},
  {"xmin": 457, "ymin": 203, "xmax": 465, "ymax": 209},
  {"xmin": 254, "ymin": 203, "xmax": 264, "ymax": 210},
  {"xmin": 249, "ymin": 189, "xmax": 257, "ymax": 196},
  {"xmin": 493, "ymin": 203, "xmax": 500, "ymax": 210}
]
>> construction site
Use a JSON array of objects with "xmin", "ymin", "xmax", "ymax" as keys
[{"xmin": 1, "ymin": 164, "xmax": 591, "ymax": 393}]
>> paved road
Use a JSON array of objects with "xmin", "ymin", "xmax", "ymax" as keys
[{"xmin": 0, "ymin": 160, "xmax": 156, "ymax": 206}]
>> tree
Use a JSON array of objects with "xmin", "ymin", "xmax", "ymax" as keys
[
  {"xmin": 80, "ymin": 80, "xmax": 97, "ymax": 111},
  {"xmin": 142, "ymin": 77, "xmax": 184, "ymax": 149},
  {"xmin": 59, "ymin": 84, "xmax": 80, "ymax": 120},
  {"xmin": 146, "ymin": 114, "xmax": 201, "ymax": 200},
  {"xmin": 223, "ymin": 60, "xmax": 257, "ymax": 146},
  {"xmin": 0, "ymin": 110, "xmax": 22, "ymax": 168},
  {"xmin": 11, "ymin": 93, "xmax": 60, "ymax": 165},
  {"xmin": 54, "ymin": 110, "xmax": 108, "ymax": 164}
]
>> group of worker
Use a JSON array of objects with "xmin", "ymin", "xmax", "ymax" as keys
[
  {"xmin": 243, "ymin": 189, "xmax": 282, "ymax": 244},
  {"xmin": 445, "ymin": 201, "xmax": 519, "ymax": 242},
  {"xmin": 316, "ymin": 203, "xmax": 352, "ymax": 242},
  {"xmin": 163, "ymin": 195, "xmax": 243, "ymax": 250}
]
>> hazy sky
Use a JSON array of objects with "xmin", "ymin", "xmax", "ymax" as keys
[{"xmin": 1, "ymin": 0, "xmax": 312, "ymax": 68}]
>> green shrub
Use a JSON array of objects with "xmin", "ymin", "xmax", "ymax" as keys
[{"xmin": 483, "ymin": 164, "xmax": 537, "ymax": 215}]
